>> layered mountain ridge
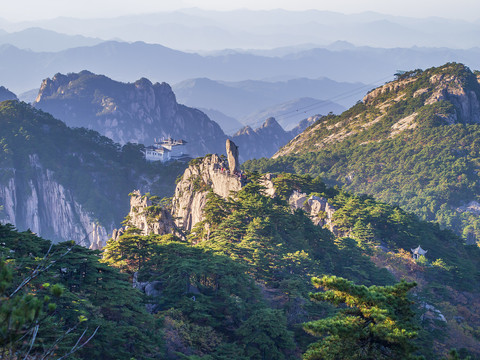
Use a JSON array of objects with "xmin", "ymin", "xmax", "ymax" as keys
[
  {"xmin": 32, "ymin": 70, "xmax": 310, "ymax": 161},
  {"xmin": 232, "ymin": 116, "xmax": 317, "ymax": 162}
]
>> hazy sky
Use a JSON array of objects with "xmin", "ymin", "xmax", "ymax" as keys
[{"xmin": 2, "ymin": 0, "xmax": 480, "ymax": 21}]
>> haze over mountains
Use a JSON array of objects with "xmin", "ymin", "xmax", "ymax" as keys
[
  {"xmin": 173, "ymin": 77, "xmax": 350, "ymax": 130},
  {"xmin": 3, "ymin": 9, "xmax": 480, "ymax": 50},
  {"xmin": 4, "ymin": 41, "xmax": 480, "ymax": 96},
  {"xmin": 0, "ymin": 27, "xmax": 103, "ymax": 51},
  {"xmin": 1, "ymin": 9, "xmax": 480, "ymax": 96}
]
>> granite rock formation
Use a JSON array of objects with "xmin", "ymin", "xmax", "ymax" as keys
[
  {"xmin": 171, "ymin": 154, "xmax": 243, "ymax": 230},
  {"xmin": 226, "ymin": 139, "xmax": 240, "ymax": 173},
  {"xmin": 288, "ymin": 190, "xmax": 338, "ymax": 235},
  {"xmin": 0, "ymin": 154, "xmax": 110, "ymax": 249},
  {"xmin": 33, "ymin": 71, "xmax": 227, "ymax": 157}
]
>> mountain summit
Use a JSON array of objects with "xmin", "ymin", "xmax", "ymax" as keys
[
  {"xmin": 33, "ymin": 71, "xmax": 227, "ymax": 157},
  {"xmin": 276, "ymin": 63, "xmax": 480, "ymax": 157}
]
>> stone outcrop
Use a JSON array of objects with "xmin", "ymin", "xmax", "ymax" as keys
[
  {"xmin": 363, "ymin": 77, "xmax": 416, "ymax": 105},
  {"xmin": 226, "ymin": 139, "xmax": 240, "ymax": 173},
  {"xmin": 33, "ymin": 71, "xmax": 227, "ymax": 157},
  {"xmin": 0, "ymin": 154, "xmax": 110, "ymax": 249},
  {"xmin": 260, "ymin": 176, "xmax": 338, "ymax": 233},
  {"xmin": 132, "ymin": 272, "xmax": 162, "ymax": 313},
  {"xmin": 172, "ymin": 154, "xmax": 243, "ymax": 230},
  {"xmin": 425, "ymin": 73, "xmax": 480, "ymax": 123},
  {"xmin": 115, "ymin": 190, "xmax": 176, "ymax": 239},
  {"xmin": 420, "ymin": 302, "xmax": 447, "ymax": 323},
  {"xmin": 288, "ymin": 190, "xmax": 338, "ymax": 234},
  {"xmin": 111, "ymin": 143, "xmax": 245, "ymax": 240}
]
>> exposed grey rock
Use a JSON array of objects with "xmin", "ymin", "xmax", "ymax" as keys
[
  {"xmin": 118, "ymin": 147, "xmax": 244, "ymax": 236},
  {"xmin": 226, "ymin": 139, "xmax": 240, "ymax": 173},
  {"xmin": 288, "ymin": 190, "xmax": 307, "ymax": 210},
  {"xmin": 172, "ymin": 153, "xmax": 243, "ymax": 231},
  {"xmin": 126, "ymin": 190, "xmax": 176, "ymax": 236},
  {"xmin": 287, "ymin": 191, "xmax": 338, "ymax": 234},
  {"xmin": 260, "ymin": 173, "xmax": 277, "ymax": 198},
  {"xmin": 420, "ymin": 302, "xmax": 447, "ymax": 322},
  {"xmin": 0, "ymin": 154, "xmax": 110, "ymax": 249},
  {"xmin": 132, "ymin": 272, "xmax": 162, "ymax": 313},
  {"xmin": 456, "ymin": 201, "xmax": 480, "ymax": 215},
  {"xmin": 426, "ymin": 73, "xmax": 480, "ymax": 124},
  {"xmin": 33, "ymin": 71, "xmax": 227, "ymax": 157}
]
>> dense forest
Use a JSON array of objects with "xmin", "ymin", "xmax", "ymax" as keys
[{"xmin": 3, "ymin": 171, "xmax": 479, "ymax": 359}]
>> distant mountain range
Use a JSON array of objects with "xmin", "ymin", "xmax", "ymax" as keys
[
  {"xmin": 172, "ymin": 77, "xmax": 352, "ymax": 128},
  {"xmin": 2, "ymin": 40, "xmax": 480, "ymax": 97},
  {"xmin": 3, "ymin": 9, "xmax": 480, "ymax": 50},
  {"xmin": 0, "ymin": 27, "xmax": 103, "ymax": 52}
]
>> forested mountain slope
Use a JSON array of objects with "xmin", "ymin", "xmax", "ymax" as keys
[
  {"xmin": 104, "ymin": 153, "xmax": 480, "ymax": 358},
  {"xmin": 0, "ymin": 100, "xmax": 185, "ymax": 247},
  {"xmin": 245, "ymin": 63, "xmax": 480, "ymax": 245},
  {"xmin": 3, "ymin": 148, "xmax": 479, "ymax": 358}
]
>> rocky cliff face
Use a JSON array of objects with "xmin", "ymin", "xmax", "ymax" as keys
[
  {"xmin": 33, "ymin": 71, "xmax": 227, "ymax": 157},
  {"xmin": 112, "ymin": 153, "xmax": 244, "ymax": 237},
  {"xmin": 116, "ymin": 190, "xmax": 176, "ymax": 238},
  {"xmin": 0, "ymin": 155, "xmax": 110, "ymax": 248},
  {"xmin": 0, "ymin": 100, "xmax": 186, "ymax": 250},
  {"xmin": 287, "ymin": 190, "xmax": 338, "ymax": 235},
  {"xmin": 171, "ymin": 154, "xmax": 243, "ymax": 230}
]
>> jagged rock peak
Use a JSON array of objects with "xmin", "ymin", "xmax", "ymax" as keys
[
  {"xmin": 33, "ymin": 70, "xmax": 226, "ymax": 156},
  {"xmin": 112, "ymin": 190, "xmax": 176, "ymax": 240},
  {"xmin": 261, "ymin": 117, "xmax": 282, "ymax": 129},
  {"xmin": 113, "ymin": 142, "xmax": 247, "ymax": 239},
  {"xmin": 233, "ymin": 125, "xmax": 254, "ymax": 136},
  {"xmin": 172, "ymin": 152, "xmax": 244, "ymax": 231},
  {"xmin": 226, "ymin": 139, "xmax": 240, "ymax": 173},
  {"xmin": 134, "ymin": 77, "xmax": 153, "ymax": 87}
]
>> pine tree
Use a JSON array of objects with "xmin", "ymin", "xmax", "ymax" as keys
[{"xmin": 303, "ymin": 275, "xmax": 421, "ymax": 360}]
